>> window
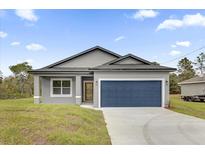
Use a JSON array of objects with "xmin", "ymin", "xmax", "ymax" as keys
[{"xmin": 51, "ymin": 79, "xmax": 72, "ymax": 97}]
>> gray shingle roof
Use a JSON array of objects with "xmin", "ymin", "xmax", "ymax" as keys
[
  {"xmin": 29, "ymin": 67, "xmax": 92, "ymax": 74},
  {"xmin": 178, "ymin": 75, "xmax": 205, "ymax": 84},
  {"xmin": 90, "ymin": 64, "xmax": 176, "ymax": 71},
  {"xmin": 30, "ymin": 64, "xmax": 176, "ymax": 73},
  {"xmin": 29, "ymin": 46, "xmax": 176, "ymax": 73}
]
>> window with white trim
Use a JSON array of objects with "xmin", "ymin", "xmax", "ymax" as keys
[{"xmin": 51, "ymin": 79, "xmax": 72, "ymax": 97}]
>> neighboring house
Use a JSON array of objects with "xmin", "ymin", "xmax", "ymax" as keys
[
  {"xmin": 30, "ymin": 46, "xmax": 176, "ymax": 107},
  {"xmin": 178, "ymin": 75, "xmax": 205, "ymax": 101}
]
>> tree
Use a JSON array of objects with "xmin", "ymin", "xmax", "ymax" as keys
[
  {"xmin": 152, "ymin": 61, "xmax": 160, "ymax": 65},
  {"xmin": 177, "ymin": 57, "xmax": 195, "ymax": 82},
  {"xmin": 193, "ymin": 52, "xmax": 205, "ymax": 75},
  {"xmin": 9, "ymin": 62, "xmax": 32, "ymax": 95},
  {"xmin": 0, "ymin": 70, "xmax": 2, "ymax": 84},
  {"xmin": 169, "ymin": 73, "xmax": 180, "ymax": 94},
  {"xmin": 0, "ymin": 76, "xmax": 20, "ymax": 99}
]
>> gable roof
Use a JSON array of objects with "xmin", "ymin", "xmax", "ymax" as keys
[
  {"xmin": 30, "ymin": 46, "xmax": 176, "ymax": 73},
  {"xmin": 178, "ymin": 75, "xmax": 205, "ymax": 85},
  {"xmin": 43, "ymin": 46, "xmax": 121, "ymax": 69},
  {"xmin": 101, "ymin": 54, "xmax": 153, "ymax": 65},
  {"xmin": 90, "ymin": 53, "xmax": 176, "ymax": 71}
]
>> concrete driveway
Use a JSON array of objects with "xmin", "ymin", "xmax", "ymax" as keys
[{"xmin": 102, "ymin": 108, "xmax": 205, "ymax": 145}]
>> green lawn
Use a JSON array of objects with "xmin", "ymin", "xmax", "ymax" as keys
[
  {"xmin": 0, "ymin": 98, "xmax": 111, "ymax": 145},
  {"xmin": 169, "ymin": 95, "xmax": 205, "ymax": 119}
]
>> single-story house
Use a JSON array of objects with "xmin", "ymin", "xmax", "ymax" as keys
[
  {"xmin": 30, "ymin": 46, "xmax": 176, "ymax": 108},
  {"xmin": 178, "ymin": 75, "xmax": 205, "ymax": 99}
]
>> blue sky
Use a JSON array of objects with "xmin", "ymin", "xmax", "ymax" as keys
[{"xmin": 1, "ymin": 9, "xmax": 205, "ymax": 76}]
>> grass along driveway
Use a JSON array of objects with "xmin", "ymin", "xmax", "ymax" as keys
[
  {"xmin": 0, "ymin": 98, "xmax": 111, "ymax": 144},
  {"xmin": 169, "ymin": 95, "xmax": 205, "ymax": 119}
]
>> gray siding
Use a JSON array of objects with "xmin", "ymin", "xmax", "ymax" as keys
[
  {"xmin": 41, "ymin": 76, "xmax": 76, "ymax": 104},
  {"xmin": 37, "ymin": 72, "xmax": 169, "ymax": 107},
  {"xmin": 180, "ymin": 83, "xmax": 205, "ymax": 96},
  {"xmin": 34, "ymin": 75, "xmax": 40, "ymax": 104},
  {"xmin": 115, "ymin": 57, "xmax": 144, "ymax": 64},
  {"xmin": 93, "ymin": 71, "xmax": 169, "ymax": 107},
  {"xmin": 55, "ymin": 49, "xmax": 117, "ymax": 68}
]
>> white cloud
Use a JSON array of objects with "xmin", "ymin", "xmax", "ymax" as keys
[
  {"xmin": 157, "ymin": 19, "xmax": 183, "ymax": 30},
  {"xmin": 0, "ymin": 31, "xmax": 8, "ymax": 38},
  {"xmin": 15, "ymin": 9, "xmax": 38, "ymax": 22},
  {"xmin": 157, "ymin": 13, "xmax": 205, "ymax": 31},
  {"xmin": 171, "ymin": 41, "xmax": 191, "ymax": 48},
  {"xmin": 10, "ymin": 41, "xmax": 21, "ymax": 46},
  {"xmin": 183, "ymin": 13, "xmax": 205, "ymax": 26},
  {"xmin": 114, "ymin": 36, "xmax": 125, "ymax": 42},
  {"xmin": 133, "ymin": 10, "xmax": 159, "ymax": 20},
  {"xmin": 169, "ymin": 50, "xmax": 181, "ymax": 56},
  {"xmin": 176, "ymin": 41, "xmax": 191, "ymax": 47},
  {"xmin": 26, "ymin": 43, "xmax": 46, "ymax": 51}
]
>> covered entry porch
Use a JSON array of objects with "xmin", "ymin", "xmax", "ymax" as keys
[{"xmin": 33, "ymin": 74, "xmax": 94, "ymax": 105}]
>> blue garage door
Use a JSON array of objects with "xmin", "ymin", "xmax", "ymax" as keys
[{"xmin": 101, "ymin": 80, "xmax": 162, "ymax": 107}]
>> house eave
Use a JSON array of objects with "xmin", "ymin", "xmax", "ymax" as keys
[
  {"xmin": 90, "ymin": 68, "xmax": 176, "ymax": 72},
  {"xmin": 29, "ymin": 70, "xmax": 93, "ymax": 75},
  {"xmin": 178, "ymin": 81, "xmax": 205, "ymax": 85},
  {"xmin": 29, "ymin": 68, "xmax": 176, "ymax": 74}
]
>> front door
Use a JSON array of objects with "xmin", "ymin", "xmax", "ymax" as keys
[{"xmin": 83, "ymin": 81, "xmax": 93, "ymax": 102}]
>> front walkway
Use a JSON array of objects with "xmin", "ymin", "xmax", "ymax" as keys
[
  {"xmin": 102, "ymin": 108, "xmax": 205, "ymax": 145},
  {"xmin": 80, "ymin": 103, "xmax": 101, "ymax": 110}
]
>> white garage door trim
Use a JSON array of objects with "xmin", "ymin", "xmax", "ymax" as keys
[{"xmin": 98, "ymin": 78, "xmax": 165, "ymax": 108}]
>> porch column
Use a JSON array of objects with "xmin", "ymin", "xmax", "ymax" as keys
[
  {"xmin": 34, "ymin": 75, "xmax": 40, "ymax": 104},
  {"xmin": 75, "ymin": 75, "xmax": 82, "ymax": 105}
]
